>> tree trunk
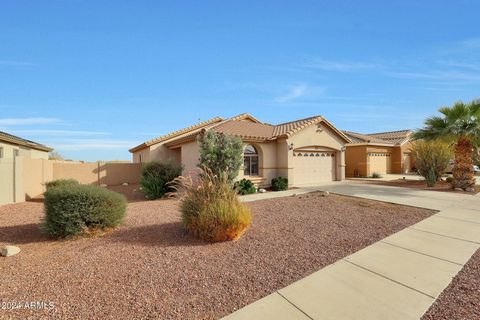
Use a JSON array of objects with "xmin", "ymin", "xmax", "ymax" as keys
[{"xmin": 452, "ymin": 137, "xmax": 475, "ymax": 190}]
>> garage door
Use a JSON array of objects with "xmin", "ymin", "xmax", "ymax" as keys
[
  {"xmin": 293, "ymin": 150, "xmax": 335, "ymax": 186},
  {"xmin": 368, "ymin": 152, "xmax": 391, "ymax": 175}
]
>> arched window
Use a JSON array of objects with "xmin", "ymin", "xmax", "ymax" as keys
[{"xmin": 244, "ymin": 144, "xmax": 259, "ymax": 176}]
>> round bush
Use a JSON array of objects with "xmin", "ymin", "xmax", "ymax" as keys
[
  {"xmin": 234, "ymin": 178, "xmax": 257, "ymax": 195},
  {"xmin": 45, "ymin": 179, "xmax": 79, "ymax": 190},
  {"xmin": 271, "ymin": 176, "xmax": 288, "ymax": 191},
  {"xmin": 43, "ymin": 184, "xmax": 127, "ymax": 238},
  {"xmin": 140, "ymin": 160, "xmax": 183, "ymax": 200}
]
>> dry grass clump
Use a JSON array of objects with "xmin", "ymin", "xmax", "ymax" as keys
[{"xmin": 169, "ymin": 167, "xmax": 252, "ymax": 242}]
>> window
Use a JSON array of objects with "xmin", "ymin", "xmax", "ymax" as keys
[
  {"xmin": 243, "ymin": 144, "xmax": 259, "ymax": 176},
  {"xmin": 0, "ymin": 147, "xmax": 3, "ymax": 158},
  {"xmin": 13, "ymin": 149, "xmax": 19, "ymax": 157},
  {"xmin": 139, "ymin": 153, "xmax": 143, "ymax": 163}
]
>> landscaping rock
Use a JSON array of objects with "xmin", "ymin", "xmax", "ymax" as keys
[
  {"xmin": 258, "ymin": 188, "xmax": 267, "ymax": 193},
  {"xmin": 1, "ymin": 245, "xmax": 20, "ymax": 257},
  {"xmin": 100, "ymin": 184, "xmax": 108, "ymax": 187},
  {"xmin": 122, "ymin": 182, "xmax": 129, "ymax": 186},
  {"xmin": 454, "ymin": 188, "xmax": 464, "ymax": 191},
  {"xmin": 320, "ymin": 191, "xmax": 330, "ymax": 197},
  {"xmin": 465, "ymin": 187, "xmax": 475, "ymax": 192}
]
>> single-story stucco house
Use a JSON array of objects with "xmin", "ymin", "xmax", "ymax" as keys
[
  {"xmin": 343, "ymin": 130, "xmax": 414, "ymax": 177},
  {"xmin": 129, "ymin": 113, "xmax": 351, "ymax": 187},
  {"xmin": 0, "ymin": 131, "xmax": 52, "ymax": 160}
]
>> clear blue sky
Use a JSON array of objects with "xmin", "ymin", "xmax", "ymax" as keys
[{"xmin": 1, "ymin": 1, "xmax": 479, "ymax": 161}]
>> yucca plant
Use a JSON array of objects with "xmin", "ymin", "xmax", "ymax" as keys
[
  {"xmin": 169, "ymin": 167, "xmax": 252, "ymax": 242},
  {"xmin": 414, "ymin": 100, "xmax": 480, "ymax": 190}
]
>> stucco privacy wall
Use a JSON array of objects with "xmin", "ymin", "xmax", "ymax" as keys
[{"xmin": 0, "ymin": 157, "xmax": 142, "ymax": 205}]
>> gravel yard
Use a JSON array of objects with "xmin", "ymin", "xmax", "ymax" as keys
[
  {"xmin": 0, "ymin": 192, "xmax": 434, "ymax": 319},
  {"xmin": 422, "ymin": 249, "xmax": 480, "ymax": 320}
]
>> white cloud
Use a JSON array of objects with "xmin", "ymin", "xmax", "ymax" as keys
[
  {"xmin": 0, "ymin": 60, "xmax": 35, "ymax": 67},
  {"xmin": 50, "ymin": 139, "xmax": 136, "ymax": 151},
  {"xmin": 0, "ymin": 117, "xmax": 60, "ymax": 126},
  {"xmin": 8, "ymin": 129, "xmax": 110, "ymax": 137},
  {"xmin": 387, "ymin": 70, "xmax": 480, "ymax": 81},
  {"xmin": 275, "ymin": 84, "xmax": 327, "ymax": 103},
  {"xmin": 275, "ymin": 84, "xmax": 308, "ymax": 103},
  {"xmin": 301, "ymin": 58, "xmax": 377, "ymax": 72}
]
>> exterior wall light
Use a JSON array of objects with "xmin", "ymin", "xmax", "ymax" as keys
[{"xmin": 288, "ymin": 143, "xmax": 294, "ymax": 150}]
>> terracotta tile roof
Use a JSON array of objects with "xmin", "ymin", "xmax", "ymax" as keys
[
  {"xmin": 367, "ymin": 129, "xmax": 412, "ymax": 144},
  {"xmin": 272, "ymin": 116, "xmax": 322, "ymax": 137},
  {"xmin": 0, "ymin": 131, "xmax": 52, "ymax": 152},
  {"xmin": 343, "ymin": 129, "xmax": 412, "ymax": 145},
  {"xmin": 212, "ymin": 120, "xmax": 275, "ymax": 140},
  {"xmin": 131, "ymin": 113, "xmax": 351, "ymax": 151},
  {"xmin": 129, "ymin": 117, "xmax": 224, "ymax": 152},
  {"xmin": 343, "ymin": 131, "xmax": 391, "ymax": 144}
]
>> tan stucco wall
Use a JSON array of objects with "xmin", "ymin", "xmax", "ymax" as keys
[
  {"xmin": 286, "ymin": 123, "xmax": 346, "ymax": 185},
  {"xmin": 345, "ymin": 145, "xmax": 368, "ymax": 177},
  {"xmin": 180, "ymin": 140, "xmax": 200, "ymax": 176},
  {"xmin": 0, "ymin": 141, "xmax": 49, "ymax": 160},
  {"xmin": 346, "ymin": 142, "xmax": 415, "ymax": 177},
  {"xmin": 0, "ymin": 158, "xmax": 142, "ymax": 206},
  {"xmin": 0, "ymin": 158, "xmax": 15, "ymax": 205}
]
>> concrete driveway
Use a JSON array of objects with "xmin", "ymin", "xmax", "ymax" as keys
[{"xmin": 241, "ymin": 181, "xmax": 472, "ymax": 211}]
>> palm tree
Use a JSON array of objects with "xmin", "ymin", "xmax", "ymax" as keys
[{"xmin": 414, "ymin": 100, "xmax": 480, "ymax": 190}]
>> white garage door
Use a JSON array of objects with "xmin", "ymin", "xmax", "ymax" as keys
[
  {"xmin": 368, "ymin": 152, "xmax": 392, "ymax": 175},
  {"xmin": 293, "ymin": 151, "xmax": 335, "ymax": 186}
]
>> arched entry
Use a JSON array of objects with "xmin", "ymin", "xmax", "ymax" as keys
[{"xmin": 243, "ymin": 144, "xmax": 259, "ymax": 176}]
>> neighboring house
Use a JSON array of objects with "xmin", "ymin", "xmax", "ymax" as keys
[
  {"xmin": 343, "ymin": 130, "xmax": 414, "ymax": 177},
  {"xmin": 0, "ymin": 131, "xmax": 52, "ymax": 160},
  {"xmin": 129, "ymin": 113, "xmax": 351, "ymax": 187}
]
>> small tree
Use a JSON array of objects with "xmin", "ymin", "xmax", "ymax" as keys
[
  {"xmin": 48, "ymin": 151, "xmax": 64, "ymax": 160},
  {"xmin": 411, "ymin": 140, "xmax": 452, "ymax": 187},
  {"xmin": 198, "ymin": 131, "xmax": 243, "ymax": 183}
]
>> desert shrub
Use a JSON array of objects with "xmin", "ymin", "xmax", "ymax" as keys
[
  {"xmin": 411, "ymin": 140, "xmax": 453, "ymax": 187},
  {"xmin": 271, "ymin": 177, "xmax": 288, "ymax": 191},
  {"xmin": 234, "ymin": 179, "xmax": 257, "ymax": 195},
  {"xmin": 43, "ymin": 184, "xmax": 127, "ymax": 238},
  {"xmin": 140, "ymin": 160, "xmax": 183, "ymax": 199},
  {"xmin": 170, "ymin": 167, "xmax": 252, "ymax": 242},
  {"xmin": 45, "ymin": 179, "xmax": 79, "ymax": 190},
  {"xmin": 371, "ymin": 172, "xmax": 382, "ymax": 178},
  {"xmin": 198, "ymin": 131, "xmax": 243, "ymax": 183},
  {"xmin": 446, "ymin": 176, "xmax": 453, "ymax": 183}
]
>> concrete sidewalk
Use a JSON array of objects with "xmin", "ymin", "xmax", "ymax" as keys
[{"xmin": 228, "ymin": 184, "xmax": 480, "ymax": 320}]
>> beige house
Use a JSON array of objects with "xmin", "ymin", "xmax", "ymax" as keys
[
  {"xmin": 0, "ymin": 131, "xmax": 52, "ymax": 160},
  {"xmin": 130, "ymin": 114, "xmax": 351, "ymax": 187},
  {"xmin": 343, "ymin": 130, "xmax": 414, "ymax": 177}
]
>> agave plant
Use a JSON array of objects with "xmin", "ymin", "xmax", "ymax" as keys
[{"xmin": 414, "ymin": 100, "xmax": 480, "ymax": 190}]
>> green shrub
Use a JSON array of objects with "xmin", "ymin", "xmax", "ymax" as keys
[
  {"xmin": 198, "ymin": 131, "xmax": 244, "ymax": 183},
  {"xmin": 140, "ymin": 160, "xmax": 183, "ymax": 200},
  {"xmin": 234, "ymin": 179, "xmax": 257, "ymax": 195},
  {"xmin": 45, "ymin": 179, "xmax": 79, "ymax": 190},
  {"xmin": 371, "ymin": 172, "xmax": 382, "ymax": 178},
  {"xmin": 271, "ymin": 177, "xmax": 288, "ymax": 191},
  {"xmin": 411, "ymin": 140, "xmax": 453, "ymax": 187},
  {"xmin": 446, "ymin": 176, "xmax": 453, "ymax": 183},
  {"xmin": 170, "ymin": 167, "xmax": 252, "ymax": 242},
  {"xmin": 43, "ymin": 184, "xmax": 127, "ymax": 238}
]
